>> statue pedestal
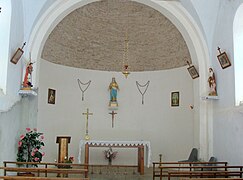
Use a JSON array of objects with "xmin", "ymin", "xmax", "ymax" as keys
[{"xmin": 108, "ymin": 102, "xmax": 118, "ymax": 110}]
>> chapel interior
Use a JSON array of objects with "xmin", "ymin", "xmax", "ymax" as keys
[{"xmin": 0, "ymin": 0, "xmax": 243, "ymax": 180}]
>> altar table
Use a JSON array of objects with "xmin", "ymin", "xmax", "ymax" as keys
[{"xmin": 78, "ymin": 140, "xmax": 151, "ymax": 175}]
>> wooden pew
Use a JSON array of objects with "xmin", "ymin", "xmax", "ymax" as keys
[
  {"xmin": 153, "ymin": 161, "xmax": 228, "ymax": 180},
  {"xmin": 0, "ymin": 167, "xmax": 87, "ymax": 174},
  {"xmin": 168, "ymin": 170, "xmax": 243, "ymax": 180},
  {"xmin": 181, "ymin": 178, "xmax": 243, "ymax": 180},
  {"xmin": 0, "ymin": 177, "xmax": 89, "ymax": 180},
  {"xmin": 1, "ymin": 161, "xmax": 88, "ymax": 178}
]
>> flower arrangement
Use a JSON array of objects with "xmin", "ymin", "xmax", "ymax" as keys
[
  {"xmin": 64, "ymin": 156, "xmax": 74, "ymax": 164},
  {"xmin": 104, "ymin": 146, "xmax": 118, "ymax": 165},
  {"xmin": 17, "ymin": 128, "xmax": 45, "ymax": 165},
  {"xmin": 58, "ymin": 156, "xmax": 74, "ymax": 169}
]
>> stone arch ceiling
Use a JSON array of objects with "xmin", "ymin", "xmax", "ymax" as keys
[{"xmin": 42, "ymin": 0, "xmax": 191, "ymax": 72}]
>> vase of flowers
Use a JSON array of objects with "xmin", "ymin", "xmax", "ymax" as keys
[
  {"xmin": 63, "ymin": 156, "xmax": 74, "ymax": 168},
  {"xmin": 17, "ymin": 128, "xmax": 45, "ymax": 167},
  {"xmin": 104, "ymin": 146, "xmax": 118, "ymax": 166}
]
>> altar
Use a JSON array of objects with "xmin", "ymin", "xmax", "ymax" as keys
[{"xmin": 78, "ymin": 140, "xmax": 151, "ymax": 175}]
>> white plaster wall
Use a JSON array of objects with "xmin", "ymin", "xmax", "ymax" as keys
[
  {"xmin": 37, "ymin": 59, "xmax": 196, "ymax": 165},
  {"xmin": 4, "ymin": 0, "xmax": 243, "ymax": 168},
  {"xmin": 211, "ymin": 0, "xmax": 243, "ymax": 165},
  {"xmin": 0, "ymin": 97, "xmax": 37, "ymax": 175},
  {"xmin": 22, "ymin": 0, "xmax": 48, "ymax": 43},
  {"xmin": 190, "ymin": 0, "xmax": 220, "ymax": 52},
  {"xmin": 0, "ymin": 0, "xmax": 25, "ymax": 112},
  {"xmin": 7, "ymin": 0, "xmax": 25, "ymax": 96},
  {"xmin": 0, "ymin": 101, "xmax": 22, "ymax": 173},
  {"xmin": 189, "ymin": 0, "xmax": 243, "ymax": 165},
  {"xmin": 0, "ymin": 1, "xmax": 11, "ymax": 94},
  {"xmin": 233, "ymin": 4, "xmax": 243, "ymax": 106},
  {"xmin": 0, "ymin": 0, "xmax": 38, "ymax": 174}
]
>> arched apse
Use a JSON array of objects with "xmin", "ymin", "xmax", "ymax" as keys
[{"xmin": 28, "ymin": 0, "xmax": 211, "ymax": 160}]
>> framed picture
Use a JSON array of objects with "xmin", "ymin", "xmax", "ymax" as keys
[
  {"xmin": 48, "ymin": 88, "xmax": 56, "ymax": 104},
  {"xmin": 217, "ymin": 52, "xmax": 231, "ymax": 69},
  {"xmin": 10, "ymin": 48, "xmax": 24, "ymax": 64},
  {"xmin": 187, "ymin": 65, "xmax": 199, "ymax": 79},
  {"xmin": 10, "ymin": 42, "xmax": 26, "ymax": 64},
  {"xmin": 171, "ymin": 91, "xmax": 179, "ymax": 107}
]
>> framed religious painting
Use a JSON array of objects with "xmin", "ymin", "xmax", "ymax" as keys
[
  {"xmin": 187, "ymin": 65, "xmax": 199, "ymax": 79},
  {"xmin": 171, "ymin": 91, "xmax": 179, "ymax": 107},
  {"xmin": 217, "ymin": 52, "xmax": 231, "ymax": 69},
  {"xmin": 10, "ymin": 42, "xmax": 26, "ymax": 64},
  {"xmin": 48, "ymin": 88, "xmax": 56, "ymax": 104},
  {"xmin": 10, "ymin": 48, "xmax": 24, "ymax": 64}
]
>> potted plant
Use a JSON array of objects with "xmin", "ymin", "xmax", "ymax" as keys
[{"xmin": 17, "ymin": 128, "xmax": 45, "ymax": 168}]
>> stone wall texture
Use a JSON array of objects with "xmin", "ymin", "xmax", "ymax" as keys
[{"xmin": 42, "ymin": 0, "xmax": 191, "ymax": 71}]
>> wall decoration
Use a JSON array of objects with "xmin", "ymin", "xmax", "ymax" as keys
[
  {"xmin": 187, "ymin": 61, "xmax": 199, "ymax": 79},
  {"xmin": 108, "ymin": 77, "xmax": 119, "ymax": 109},
  {"xmin": 82, "ymin": 108, "xmax": 93, "ymax": 140},
  {"xmin": 77, "ymin": 79, "xmax": 91, "ymax": 101},
  {"xmin": 171, "ymin": 91, "xmax": 179, "ymax": 107},
  {"xmin": 217, "ymin": 47, "xmax": 231, "ymax": 69},
  {"xmin": 208, "ymin": 68, "xmax": 217, "ymax": 96},
  {"xmin": 136, "ymin": 81, "xmax": 150, "ymax": 104},
  {"xmin": 109, "ymin": 111, "xmax": 117, "ymax": 128},
  {"xmin": 10, "ymin": 42, "xmax": 26, "ymax": 64},
  {"xmin": 22, "ymin": 61, "xmax": 33, "ymax": 90},
  {"xmin": 48, "ymin": 88, "xmax": 56, "ymax": 104}
]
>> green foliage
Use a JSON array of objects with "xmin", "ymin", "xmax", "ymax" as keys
[{"xmin": 17, "ymin": 128, "xmax": 45, "ymax": 164}]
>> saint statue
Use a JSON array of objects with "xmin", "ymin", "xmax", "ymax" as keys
[
  {"xmin": 22, "ymin": 62, "xmax": 33, "ymax": 89},
  {"xmin": 208, "ymin": 68, "xmax": 217, "ymax": 96},
  {"xmin": 108, "ymin": 77, "xmax": 119, "ymax": 107}
]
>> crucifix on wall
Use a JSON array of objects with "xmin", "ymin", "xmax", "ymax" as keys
[
  {"xmin": 82, "ymin": 108, "xmax": 93, "ymax": 140},
  {"xmin": 109, "ymin": 111, "xmax": 117, "ymax": 128}
]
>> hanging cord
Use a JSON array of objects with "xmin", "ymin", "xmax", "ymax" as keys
[
  {"xmin": 136, "ymin": 81, "xmax": 150, "ymax": 104},
  {"xmin": 77, "ymin": 79, "xmax": 91, "ymax": 101}
]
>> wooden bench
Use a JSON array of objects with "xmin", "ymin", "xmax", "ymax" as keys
[
  {"xmin": 181, "ymin": 178, "xmax": 243, "ymax": 180},
  {"xmin": 153, "ymin": 161, "xmax": 228, "ymax": 180},
  {"xmin": 0, "ymin": 177, "xmax": 89, "ymax": 180},
  {"xmin": 168, "ymin": 170, "xmax": 243, "ymax": 180},
  {"xmin": 164, "ymin": 165, "xmax": 243, "ymax": 180},
  {"xmin": 1, "ymin": 161, "xmax": 88, "ymax": 179}
]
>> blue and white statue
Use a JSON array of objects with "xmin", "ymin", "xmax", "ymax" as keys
[{"xmin": 108, "ymin": 77, "xmax": 119, "ymax": 108}]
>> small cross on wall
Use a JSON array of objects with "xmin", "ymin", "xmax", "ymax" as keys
[{"xmin": 109, "ymin": 111, "xmax": 117, "ymax": 128}]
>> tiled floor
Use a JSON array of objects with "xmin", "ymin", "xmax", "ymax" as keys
[
  {"xmin": 3, "ymin": 166, "xmax": 154, "ymax": 180},
  {"xmin": 87, "ymin": 167, "xmax": 153, "ymax": 180}
]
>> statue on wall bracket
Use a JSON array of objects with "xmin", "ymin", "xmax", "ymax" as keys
[
  {"xmin": 208, "ymin": 68, "xmax": 217, "ymax": 96},
  {"xmin": 108, "ymin": 77, "xmax": 119, "ymax": 110},
  {"xmin": 22, "ymin": 53, "xmax": 34, "ymax": 90}
]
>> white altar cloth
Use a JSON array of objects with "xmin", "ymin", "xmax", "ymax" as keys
[{"xmin": 78, "ymin": 140, "xmax": 152, "ymax": 167}]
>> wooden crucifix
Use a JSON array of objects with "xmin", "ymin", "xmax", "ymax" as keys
[
  {"xmin": 109, "ymin": 111, "xmax": 117, "ymax": 128},
  {"xmin": 82, "ymin": 108, "xmax": 93, "ymax": 140}
]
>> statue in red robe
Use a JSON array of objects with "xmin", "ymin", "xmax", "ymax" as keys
[{"xmin": 23, "ymin": 62, "xmax": 33, "ymax": 89}]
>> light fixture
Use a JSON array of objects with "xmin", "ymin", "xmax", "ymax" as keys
[{"xmin": 122, "ymin": 29, "xmax": 130, "ymax": 78}]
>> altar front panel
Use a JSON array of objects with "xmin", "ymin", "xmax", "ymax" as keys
[{"xmin": 78, "ymin": 140, "xmax": 151, "ymax": 168}]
